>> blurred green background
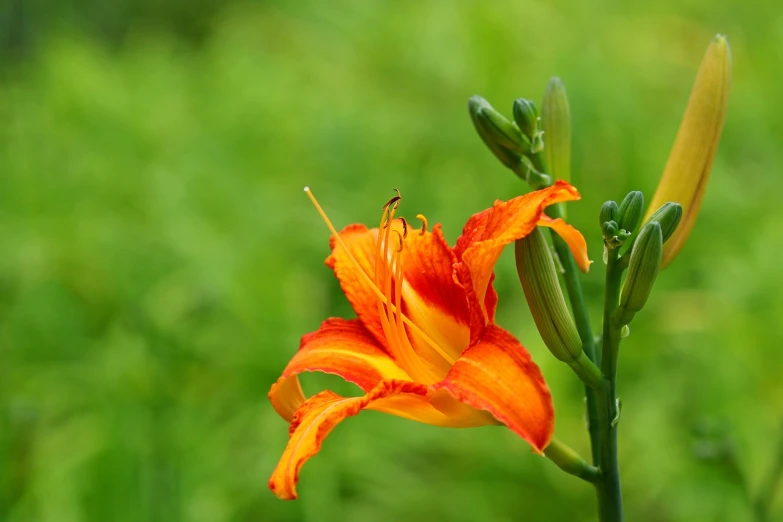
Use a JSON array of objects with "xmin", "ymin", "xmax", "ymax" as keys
[{"xmin": 1, "ymin": 0, "xmax": 781, "ymax": 521}]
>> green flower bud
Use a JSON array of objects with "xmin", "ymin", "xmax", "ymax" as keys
[
  {"xmin": 515, "ymin": 228, "xmax": 582, "ymax": 362},
  {"xmin": 512, "ymin": 98, "xmax": 540, "ymax": 142},
  {"xmin": 600, "ymin": 201, "xmax": 620, "ymax": 227},
  {"xmin": 602, "ymin": 220, "xmax": 619, "ymax": 239},
  {"xmin": 479, "ymin": 107, "xmax": 529, "ymax": 154},
  {"xmin": 616, "ymin": 221, "xmax": 663, "ymax": 324},
  {"xmin": 617, "ymin": 191, "xmax": 645, "ymax": 233},
  {"xmin": 645, "ymin": 202, "xmax": 683, "ymax": 244},
  {"xmin": 468, "ymin": 95, "xmax": 523, "ymax": 170},
  {"xmin": 541, "ymin": 77, "xmax": 571, "ymax": 183}
]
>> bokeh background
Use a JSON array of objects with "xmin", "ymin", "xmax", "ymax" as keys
[{"xmin": 1, "ymin": 0, "xmax": 781, "ymax": 521}]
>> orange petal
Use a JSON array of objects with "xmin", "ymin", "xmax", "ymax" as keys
[
  {"xmin": 538, "ymin": 215, "xmax": 592, "ymax": 273},
  {"xmin": 327, "ymin": 221, "xmax": 470, "ymax": 375},
  {"xmin": 269, "ymin": 374, "xmax": 307, "ymax": 423},
  {"xmin": 326, "ymin": 224, "xmax": 389, "ymax": 349},
  {"xmin": 434, "ymin": 324, "xmax": 555, "ymax": 452},
  {"xmin": 269, "ymin": 318, "xmax": 411, "ymax": 422},
  {"xmin": 454, "ymin": 181, "xmax": 583, "ymax": 324},
  {"xmin": 269, "ymin": 380, "xmax": 432, "ymax": 500},
  {"xmin": 401, "ymin": 223, "xmax": 471, "ymax": 363}
]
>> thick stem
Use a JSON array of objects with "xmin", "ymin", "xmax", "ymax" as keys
[{"xmin": 597, "ymin": 248, "xmax": 624, "ymax": 522}]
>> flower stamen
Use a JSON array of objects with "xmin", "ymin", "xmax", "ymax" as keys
[
  {"xmin": 416, "ymin": 214, "xmax": 428, "ymax": 235},
  {"xmin": 399, "ymin": 217, "xmax": 409, "ymax": 239},
  {"xmin": 303, "ymin": 187, "xmax": 456, "ymax": 370}
]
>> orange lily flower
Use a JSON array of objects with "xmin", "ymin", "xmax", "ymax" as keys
[{"xmin": 268, "ymin": 180, "xmax": 591, "ymax": 500}]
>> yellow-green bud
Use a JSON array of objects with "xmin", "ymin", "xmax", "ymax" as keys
[
  {"xmin": 645, "ymin": 202, "xmax": 683, "ymax": 244},
  {"xmin": 645, "ymin": 35, "xmax": 731, "ymax": 268},
  {"xmin": 515, "ymin": 228, "xmax": 582, "ymax": 362},
  {"xmin": 617, "ymin": 221, "xmax": 663, "ymax": 324},
  {"xmin": 541, "ymin": 77, "xmax": 572, "ymax": 183},
  {"xmin": 617, "ymin": 191, "xmax": 644, "ymax": 233}
]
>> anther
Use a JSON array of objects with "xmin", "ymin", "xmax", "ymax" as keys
[
  {"xmin": 416, "ymin": 214, "xmax": 428, "ymax": 235},
  {"xmin": 399, "ymin": 217, "xmax": 409, "ymax": 238},
  {"xmin": 382, "ymin": 195, "xmax": 402, "ymax": 211}
]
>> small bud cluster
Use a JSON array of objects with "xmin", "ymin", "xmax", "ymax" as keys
[
  {"xmin": 600, "ymin": 191, "xmax": 643, "ymax": 250},
  {"xmin": 468, "ymin": 95, "xmax": 554, "ymax": 189},
  {"xmin": 612, "ymin": 199, "xmax": 683, "ymax": 325}
]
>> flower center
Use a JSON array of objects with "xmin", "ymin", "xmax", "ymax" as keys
[{"xmin": 304, "ymin": 187, "xmax": 455, "ymax": 382}]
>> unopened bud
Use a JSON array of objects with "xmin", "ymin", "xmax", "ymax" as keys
[
  {"xmin": 616, "ymin": 222, "xmax": 663, "ymax": 324},
  {"xmin": 600, "ymin": 201, "xmax": 620, "ymax": 227},
  {"xmin": 512, "ymin": 98, "xmax": 541, "ymax": 143},
  {"xmin": 468, "ymin": 95, "xmax": 523, "ymax": 170},
  {"xmin": 617, "ymin": 191, "xmax": 644, "ymax": 233},
  {"xmin": 541, "ymin": 77, "xmax": 571, "ymax": 183},
  {"xmin": 480, "ymin": 106, "xmax": 530, "ymax": 154},
  {"xmin": 645, "ymin": 35, "xmax": 731, "ymax": 268},
  {"xmin": 515, "ymin": 228, "xmax": 582, "ymax": 362},
  {"xmin": 602, "ymin": 220, "xmax": 619, "ymax": 239},
  {"xmin": 645, "ymin": 202, "xmax": 683, "ymax": 244}
]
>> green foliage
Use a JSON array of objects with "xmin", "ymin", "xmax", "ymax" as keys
[{"xmin": 0, "ymin": 1, "xmax": 782, "ymax": 521}]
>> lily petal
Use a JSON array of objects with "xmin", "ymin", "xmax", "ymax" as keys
[
  {"xmin": 537, "ymin": 215, "xmax": 592, "ymax": 272},
  {"xmin": 328, "ymin": 221, "xmax": 468, "ymax": 376},
  {"xmin": 326, "ymin": 224, "xmax": 389, "ymax": 349},
  {"xmin": 269, "ymin": 318, "xmax": 410, "ymax": 422},
  {"xmin": 434, "ymin": 324, "xmax": 555, "ymax": 452},
  {"xmin": 401, "ymin": 223, "xmax": 471, "ymax": 363},
  {"xmin": 268, "ymin": 380, "xmax": 434, "ymax": 500},
  {"xmin": 454, "ymin": 181, "xmax": 583, "ymax": 324}
]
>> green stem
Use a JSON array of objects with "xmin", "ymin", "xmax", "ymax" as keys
[
  {"xmin": 545, "ymin": 437, "xmax": 601, "ymax": 483},
  {"xmin": 597, "ymin": 248, "xmax": 624, "ymax": 522}
]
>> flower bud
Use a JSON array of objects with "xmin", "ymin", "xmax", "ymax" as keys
[
  {"xmin": 468, "ymin": 95, "xmax": 523, "ymax": 170},
  {"xmin": 602, "ymin": 220, "xmax": 619, "ymax": 240},
  {"xmin": 512, "ymin": 98, "xmax": 540, "ymax": 141},
  {"xmin": 541, "ymin": 77, "xmax": 571, "ymax": 183},
  {"xmin": 599, "ymin": 201, "xmax": 620, "ymax": 227},
  {"xmin": 617, "ymin": 191, "xmax": 644, "ymax": 233},
  {"xmin": 515, "ymin": 228, "xmax": 582, "ymax": 362},
  {"xmin": 616, "ymin": 222, "xmax": 663, "ymax": 324},
  {"xmin": 645, "ymin": 202, "xmax": 683, "ymax": 243},
  {"xmin": 644, "ymin": 35, "xmax": 732, "ymax": 268}
]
